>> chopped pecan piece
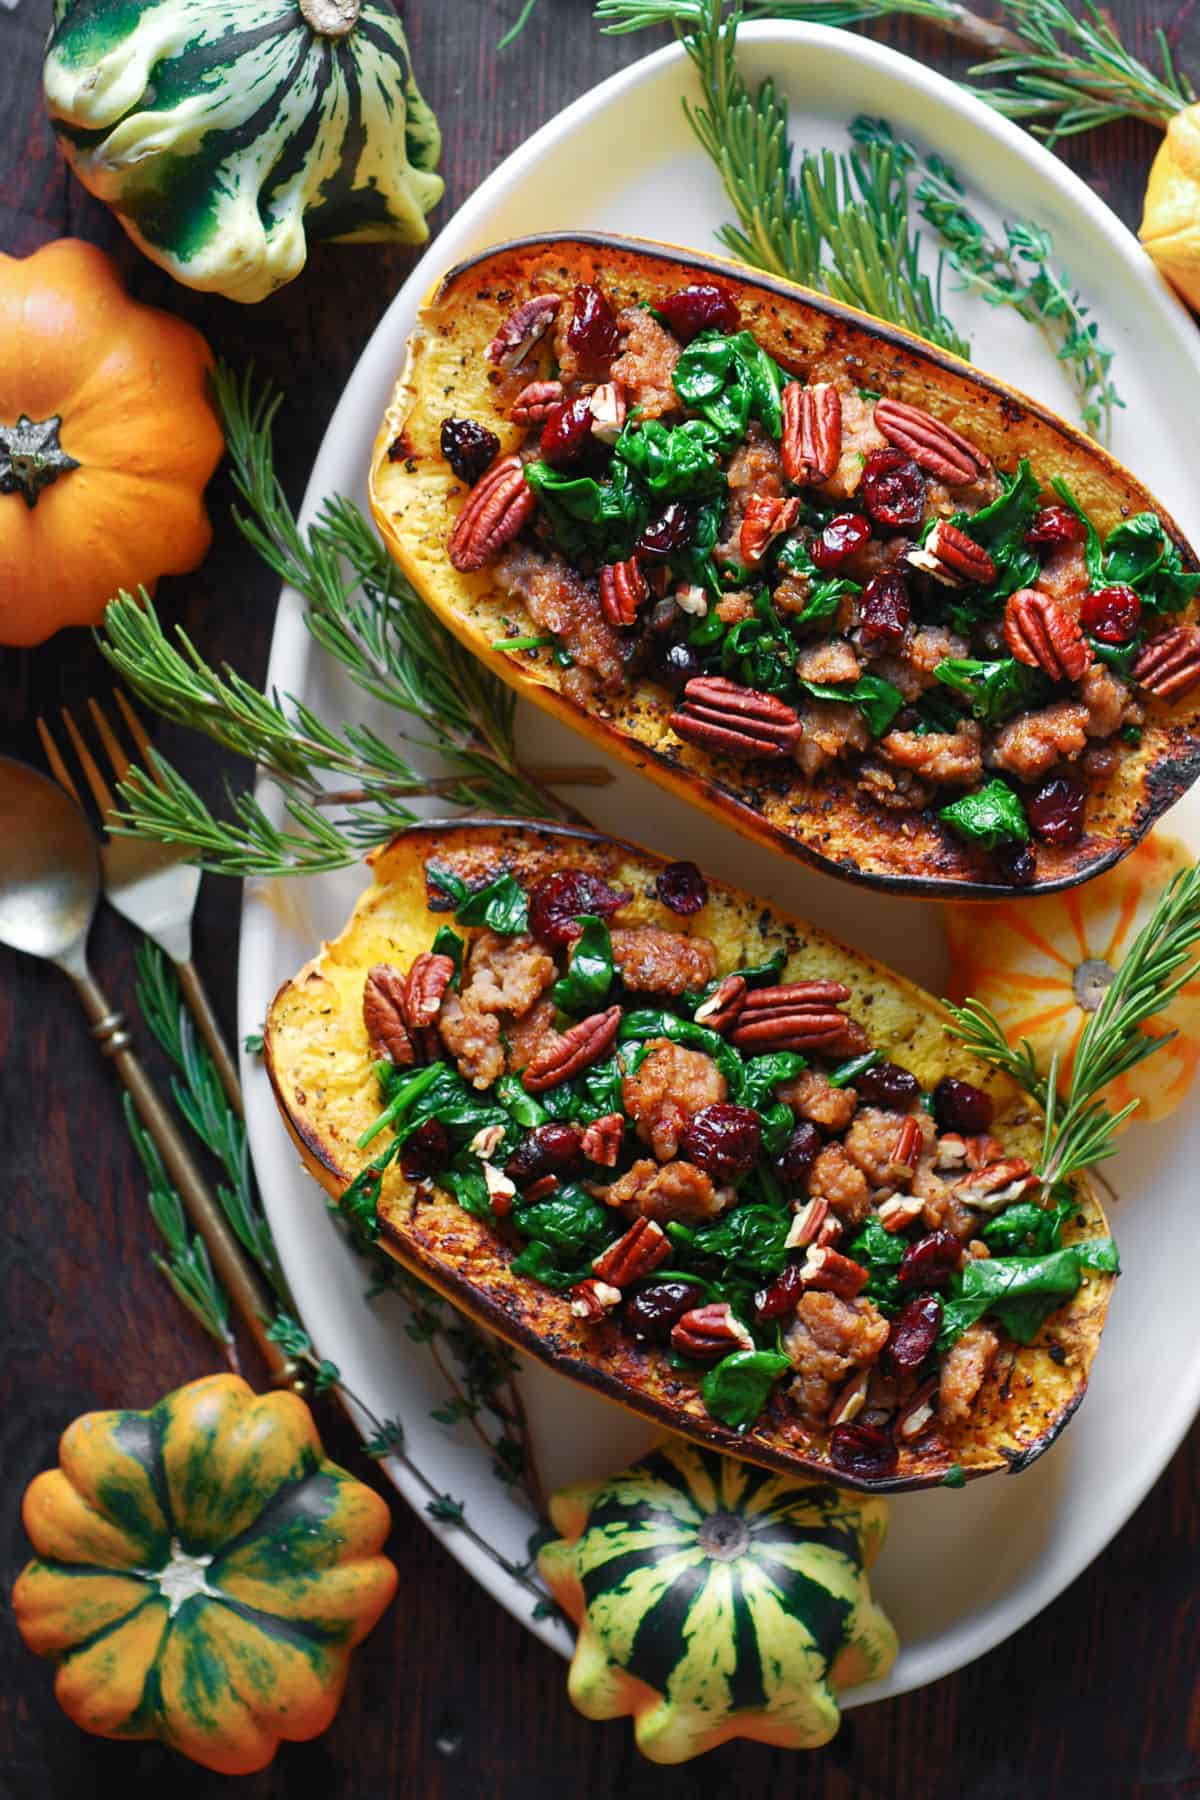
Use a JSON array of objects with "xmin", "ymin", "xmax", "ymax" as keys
[
  {"xmin": 1004, "ymin": 588, "xmax": 1094, "ymax": 682},
  {"xmin": 588, "ymin": 382, "xmax": 627, "ymax": 444},
  {"xmin": 580, "ymin": 1113, "xmax": 625, "ymax": 1166},
  {"xmin": 877, "ymin": 1194, "xmax": 925, "ymax": 1232},
  {"xmin": 447, "ymin": 455, "xmax": 535, "ymax": 573},
  {"xmin": 509, "ymin": 378, "xmax": 563, "ymax": 423},
  {"xmin": 785, "ymin": 1196, "xmax": 829, "ymax": 1249},
  {"xmin": 1134, "ymin": 625, "xmax": 1200, "ymax": 700},
  {"xmin": 670, "ymin": 676, "xmax": 803, "ymax": 761},
  {"xmin": 523, "ymin": 1005, "xmax": 623, "ymax": 1093},
  {"xmin": 951, "ymin": 1157, "xmax": 1036, "ymax": 1213},
  {"xmin": 598, "ymin": 557, "xmax": 648, "ymax": 626},
  {"xmin": 592, "ymin": 1217, "xmax": 671, "ymax": 1287},
  {"xmin": 363, "ymin": 964, "xmax": 416, "ymax": 1066},
  {"xmin": 486, "ymin": 293, "xmax": 561, "ymax": 368},
  {"xmin": 873, "ymin": 397, "xmax": 990, "ymax": 486},
  {"xmin": 740, "ymin": 493, "xmax": 802, "ymax": 567},
  {"xmin": 730, "ymin": 981, "xmax": 867, "ymax": 1057},
  {"xmin": 799, "ymin": 1245, "xmax": 870, "ymax": 1299},
  {"xmin": 570, "ymin": 1277, "xmax": 622, "ymax": 1322},
  {"xmin": 906, "ymin": 519, "xmax": 997, "ymax": 588},
  {"xmin": 895, "ymin": 1375, "xmax": 940, "ymax": 1443},
  {"xmin": 781, "ymin": 381, "xmax": 842, "ymax": 486},
  {"xmin": 671, "ymin": 1302, "xmax": 754, "ymax": 1359},
  {"xmin": 693, "ymin": 974, "xmax": 748, "ymax": 1032},
  {"xmin": 828, "ymin": 1368, "xmax": 872, "ymax": 1427}
]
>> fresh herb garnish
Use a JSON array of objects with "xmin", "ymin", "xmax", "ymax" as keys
[{"xmin": 939, "ymin": 778, "xmax": 1029, "ymax": 849}]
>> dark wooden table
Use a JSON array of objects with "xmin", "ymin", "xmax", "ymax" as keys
[{"xmin": 3, "ymin": 1, "xmax": 1198, "ymax": 1794}]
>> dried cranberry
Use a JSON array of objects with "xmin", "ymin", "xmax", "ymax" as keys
[
  {"xmin": 636, "ymin": 501, "xmax": 695, "ymax": 562},
  {"xmin": 861, "ymin": 448, "xmax": 925, "ymax": 531},
  {"xmin": 681, "ymin": 1102, "xmax": 762, "ymax": 1179},
  {"xmin": 401, "ymin": 1119, "xmax": 450, "ymax": 1180},
  {"xmin": 859, "ymin": 571, "xmax": 912, "ymax": 648},
  {"xmin": 773, "ymin": 1120, "xmax": 822, "ymax": 1184},
  {"xmin": 653, "ymin": 641, "xmax": 704, "ymax": 695},
  {"xmin": 1027, "ymin": 773, "xmax": 1086, "ymax": 846},
  {"xmin": 991, "ymin": 843, "xmax": 1037, "ymax": 888},
  {"xmin": 898, "ymin": 1230, "xmax": 963, "ymax": 1290},
  {"xmin": 883, "ymin": 1293, "xmax": 943, "ymax": 1374},
  {"xmin": 754, "ymin": 1261, "xmax": 804, "ymax": 1323},
  {"xmin": 856, "ymin": 1061, "xmax": 921, "ymax": 1109},
  {"xmin": 931, "ymin": 1076, "xmax": 994, "ymax": 1135},
  {"xmin": 830, "ymin": 1422, "xmax": 898, "ymax": 1481},
  {"xmin": 505, "ymin": 1122, "xmax": 583, "ymax": 1185},
  {"xmin": 1080, "ymin": 584, "xmax": 1142, "ymax": 645},
  {"xmin": 656, "ymin": 860, "xmax": 708, "ymax": 915},
  {"xmin": 528, "ymin": 870, "xmax": 632, "ymax": 946},
  {"xmin": 657, "ymin": 282, "xmax": 740, "ymax": 344},
  {"xmin": 1025, "ymin": 504, "xmax": 1085, "ymax": 547},
  {"xmin": 624, "ymin": 1280, "xmax": 706, "ymax": 1344},
  {"xmin": 540, "ymin": 394, "xmax": 595, "ymax": 469},
  {"xmin": 567, "ymin": 283, "xmax": 620, "ymax": 376},
  {"xmin": 440, "ymin": 418, "xmax": 500, "ymax": 486},
  {"xmin": 812, "ymin": 512, "xmax": 872, "ymax": 571}
]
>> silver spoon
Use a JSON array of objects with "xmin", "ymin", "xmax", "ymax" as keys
[{"xmin": 0, "ymin": 756, "xmax": 295, "ymax": 1385}]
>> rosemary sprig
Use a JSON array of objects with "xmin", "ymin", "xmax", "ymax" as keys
[
  {"xmin": 595, "ymin": 0, "xmax": 1194, "ymax": 142},
  {"xmin": 944, "ymin": 861, "xmax": 1200, "ymax": 1190},
  {"xmin": 852, "ymin": 117, "xmax": 1121, "ymax": 441},
  {"xmin": 100, "ymin": 368, "xmax": 563, "ymax": 878},
  {"xmin": 125, "ymin": 1093, "xmax": 235, "ymax": 1358},
  {"xmin": 657, "ymin": 0, "xmax": 970, "ymax": 355}
]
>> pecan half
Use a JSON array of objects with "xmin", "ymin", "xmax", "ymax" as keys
[
  {"xmin": 781, "ymin": 381, "xmax": 842, "ymax": 486},
  {"xmin": 740, "ymin": 493, "xmax": 802, "ymax": 567},
  {"xmin": 907, "ymin": 519, "xmax": 997, "ymax": 588},
  {"xmin": 523, "ymin": 1005, "xmax": 623, "ymax": 1093},
  {"xmin": 509, "ymin": 378, "xmax": 563, "ymax": 424},
  {"xmin": 486, "ymin": 293, "xmax": 561, "ymax": 369},
  {"xmin": 447, "ymin": 455, "xmax": 535, "ymax": 572},
  {"xmin": 784, "ymin": 1195, "xmax": 828, "ymax": 1250},
  {"xmin": 598, "ymin": 556, "xmax": 649, "ymax": 626},
  {"xmin": 404, "ymin": 952, "xmax": 456, "ymax": 1030},
  {"xmin": 1134, "ymin": 625, "xmax": 1200, "ymax": 700},
  {"xmin": 729, "ymin": 980, "xmax": 867, "ymax": 1056},
  {"xmin": 896, "ymin": 1375, "xmax": 940, "ymax": 1444},
  {"xmin": 670, "ymin": 676, "xmax": 802, "ymax": 761},
  {"xmin": 670, "ymin": 1302, "xmax": 755, "ymax": 1359},
  {"xmin": 592, "ymin": 1217, "xmax": 671, "ymax": 1287},
  {"xmin": 798, "ymin": 1245, "xmax": 870, "ymax": 1299},
  {"xmin": 570, "ymin": 1277, "xmax": 622, "ymax": 1321},
  {"xmin": 580, "ymin": 1113, "xmax": 625, "ymax": 1167},
  {"xmin": 363, "ymin": 964, "xmax": 415, "ymax": 1066},
  {"xmin": 951, "ymin": 1157, "xmax": 1036, "ymax": 1213},
  {"xmin": 693, "ymin": 974, "xmax": 747, "ymax": 1032},
  {"xmin": 874, "ymin": 398, "xmax": 990, "ymax": 486},
  {"xmin": 1004, "ymin": 589, "xmax": 1093, "ymax": 682},
  {"xmin": 588, "ymin": 382, "xmax": 627, "ymax": 445}
]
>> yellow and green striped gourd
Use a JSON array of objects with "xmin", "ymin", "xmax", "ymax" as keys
[{"xmin": 539, "ymin": 1438, "xmax": 897, "ymax": 1763}]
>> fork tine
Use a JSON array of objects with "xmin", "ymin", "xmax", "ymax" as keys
[
  {"xmin": 88, "ymin": 697, "xmax": 132, "ymax": 788},
  {"xmin": 60, "ymin": 706, "xmax": 118, "ymax": 824},
  {"xmin": 36, "ymin": 715, "xmax": 85, "ymax": 809},
  {"xmin": 113, "ymin": 689, "xmax": 166, "ymax": 793}
]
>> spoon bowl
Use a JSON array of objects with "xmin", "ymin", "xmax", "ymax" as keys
[{"xmin": 0, "ymin": 757, "xmax": 99, "ymax": 970}]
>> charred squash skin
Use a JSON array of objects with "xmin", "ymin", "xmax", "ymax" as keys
[
  {"xmin": 264, "ymin": 819, "xmax": 1114, "ymax": 1493},
  {"xmin": 368, "ymin": 233, "xmax": 1200, "ymax": 900}
]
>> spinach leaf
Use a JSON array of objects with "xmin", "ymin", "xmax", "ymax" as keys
[
  {"xmin": 537, "ymin": 1053, "xmax": 626, "ymax": 1123},
  {"xmin": 672, "ymin": 330, "xmax": 784, "ymax": 444},
  {"xmin": 828, "ymin": 1051, "xmax": 881, "ymax": 1088},
  {"xmin": 431, "ymin": 924, "xmax": 465, "ymax": 979},
  {"xmin": 701, "ymin": 1349, "xmax": 791, "ymax": 1430},
  {"xmin": 427, "ymin": 863, "xmax": 529, "ymax": 935},
  {"xmin": 933, "ymin": 657, "xmax": 1048, "ymax": 726},
  {"xmin": 511, "ymin": 1182, "xmax": 612, "ymax": 1260},
  {"xmin": 981, "ymin": 1198, "xmax": 1069, "ymax": 1257},
  {"xmin": 619, "ymin": 1009, "xmax": 743, "ymax": 1089},
  {"xmin": 938, "ymin": 1239, "xmax": 1118, "ymax": 1349},
  {"xmin": 758, "ymin": 1100, "xmax": 796, "ymax": 1156},
  {"xmin": 1050, "ymin": 477, "xmax": 1104, "ymax": 586},
  {"xmin": 800, "ymin": 673, "xmax": 906, "ymax": 738},
  {"xmin": 721, "ymin": 591, "xmax": 795, "ymax": 695},
  {"xmin": 939, "ymin": 779, "xmax": 1029, "ymax": 849},
  {"xmin": 776, "ymin": 538, "xmax": 861, "ymax": 624},
  {"xmin": 686, "ymin": 1204, "xmax": 793, "ymax": 1279},
  {"xmin": 1100, "ymin": 513, "xmax": 1200, "ymax": 614},
  {"xmin": 509, "ymin": 1241, "xmax": 590, "ymax": 1290},
  {"xmin": 675, "ymin": 496, "xmax": 725, "ymax": 597},
  {"xmin": 361, "ymin": 1060, "xmax": 447, "ymax": 1147},
  {"xmin": 848, "ymin": 1217, "xmax": 907, "ymax": 1268},
  {"xmin": 955, "ymin": 457, "xmax": 1040, "ymax": 598},
  {"xmin": 494, "ymin": 1073, "xmax": 549, "ymax": 1129},
  {"xmin": 684, "ymin": 946, "xmax": 786, "ymax": 1012},
  {"xmin": 614, "ymin": 418, "xmax": 727, "ymax": 500},
  {"xmin": 1089, "ymin": 638, "xmax": 1140, "ymax": 676},
  {"xmin": 734, "ymin": 1050, "xmax": 806, "ymax": 1112},
  {"xmin": 524, "ymin": 458, "xmax": 649, "ymax": 562},
  {"xmin": 551, "ymin": 914, "xmax": 613, "ymax": 1013},
  {"xmin": 441, "ymin": 1162, "xmax": 496, "ymax": 1223}
]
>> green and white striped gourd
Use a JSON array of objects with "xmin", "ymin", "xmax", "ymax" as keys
[
  {"xmin": 538, "ymin": 1439, "xmax": 897, "ymax": 1763},
  {"xmin": 43, "ymin": 0, "xmax": 443, "ymax": 303}
]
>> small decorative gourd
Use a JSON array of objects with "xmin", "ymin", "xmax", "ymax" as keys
[
  {"xmin": 0, "ymin": 239, "xmax": 223, "ymax": 647},
  {"xmin": 12, "ymin": 1374, "xmax": 397, "ymax": 1775},
  {"xmin": 945, "ymin": 831, "xmax": 1200, "ymax": 1124},
  {"xmin": 538, "ymin": 1438, "xmax": 897, "ymax": 1763},
  {"xmin": 1141, "ymin": 103, "xmax": 1200, "ymax": 312},
  {"xmin": 43, "ymin": 0, "xmax": 444, "ymax": 303}
]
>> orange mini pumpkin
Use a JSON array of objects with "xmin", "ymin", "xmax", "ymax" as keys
[
  {"xmin": 0, "ymin": 239, "xmax": 223, "ymax": 648},
  {"xmin": 944, "ymin": 832, "xmax": 1200, "ymax": 1124}
]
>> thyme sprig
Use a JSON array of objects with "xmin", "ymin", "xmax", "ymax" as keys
[
  {"xmin": 944, "ymin": 861, "xmax": 1200, "ymax": 1190},
  {"xmin": 100, "ymin": 368, "xmax": 564, "ymax": 878},
  {"xmin": 595, "ymin": 0, "xmax": 1194, "ymax": 142}
]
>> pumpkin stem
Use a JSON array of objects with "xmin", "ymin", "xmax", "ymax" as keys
[
  {"xmin": 0, "ymin": 414, "xmax": 79, "ymax": 509},
  {"xmin": 1073, "ymin": 958, "xmax": 1117, "ymax": 1013},
  {"xmin": 297, "ymin": 0, "xmax": 361, "ymax": 37}
]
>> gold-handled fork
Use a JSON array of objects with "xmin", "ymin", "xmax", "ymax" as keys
[{"xmin": 37, "ymin": 692, "xmax": 243, "ymax": 1116}]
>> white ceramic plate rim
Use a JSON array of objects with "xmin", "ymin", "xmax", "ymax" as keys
[{"xmin": 240, "ymin": 22, "xmax": 1200, "ymax": 1702}]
